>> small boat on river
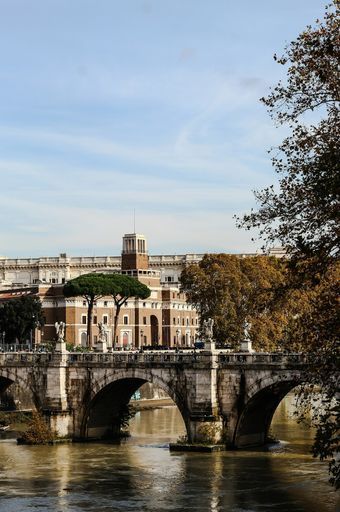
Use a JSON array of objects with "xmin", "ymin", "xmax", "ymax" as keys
[{"xmin": 0, "ymin": 424, "xmax": 10, "ymax": 431}]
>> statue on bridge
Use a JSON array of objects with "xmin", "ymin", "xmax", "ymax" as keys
[
  {"xmin": 202, "ymin": 318, "xmax": 214, "ymax": 342},
  {"xmin": 243, "ymin": 320, "xmax": 251, "ymax": 341},
  {"xmin": 55, "ymin": 321, "xmax": 66, "ymax": 342},
  {"xmin": 97, "ymin": 322, "xmax": 106, "ymax": 342},
  {"xmin": 240, "ymin": 319, "xmax": 253, "ymax": 352}
]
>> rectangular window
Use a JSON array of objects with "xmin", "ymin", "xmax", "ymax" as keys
[
  {"xmin": 143, "ymin": 316, "xmax": 147, "ymax": 325},
  {"xmin": 104, "ymin": 301, "xmax": 108, "ymax": 307},
  {"xmin": 173, "ymin": 318, "xmax": 176, "ymax": 325},
  {"xmin": 103, "ymin": 315, "xmax": 108, "ymax": 325},
  {"xmin": 93, "ymin": 315, "xmax": 97, "ymax": 324},
  {"xmin": 83, "ymin": 300, "xmax": 87, "ymax": 307},
  {"xmin": 81, "ymin": 315, "xmax": 87, "ymax": 325},
  {"xmin": 123, "ymin": 315, "xmax": 128, "ymax": 325}
]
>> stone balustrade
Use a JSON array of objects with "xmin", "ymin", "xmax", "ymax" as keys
[{"xmin": 0, "ymin": 350, "xmax": 306, "ymax": 367}]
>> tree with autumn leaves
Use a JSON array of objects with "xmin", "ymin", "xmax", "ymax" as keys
[
  {"xmin": 182, "ymin": 1, "xmax": 339, "ymax": 487},
  {"xmin": 237, "ymin": 1, "xmax": 339, "ymax": 488},
  {"xmin": 181, "ymin": 254, "xmax": 292, "ymax": 351}
]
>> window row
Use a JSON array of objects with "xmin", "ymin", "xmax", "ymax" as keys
[
  {"xmin": 81, "ymin": 314, "xmax": 129, "ymax": 325},
  {"xmin": 172, "ymin": 317, "xmax": 198, "ymax": 326}
]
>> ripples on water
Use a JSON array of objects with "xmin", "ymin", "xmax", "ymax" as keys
[{"xmin": 0, "ymin": 394, "xmax": 337, "ymax": 512}]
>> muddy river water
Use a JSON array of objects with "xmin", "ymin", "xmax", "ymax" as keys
[{"xmin": 0, "ymin": 394, "xmax": 337, "ymax": 512}]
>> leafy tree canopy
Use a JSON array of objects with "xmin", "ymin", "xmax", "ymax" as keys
[
  {"xmin": 237, "ymin": 1, "xmax": 339, "ymax": 487},
  {"xmin": 237, "ymin": 1, "xmax": 339, "ymax": 265},
  {"xmin": 107, "ymin": 274, "xmax": 151, "ymax": 304},
  {"xmin": 63, "ymin": 273, "xmax": 113, "ymax": 302},
  {"xmin": 0, "ymin": 295, "xmax": 44, "ymax": 344},
  {"xmin": 180, "ymin": 254, "xmax": 291, "ymax": 351}
]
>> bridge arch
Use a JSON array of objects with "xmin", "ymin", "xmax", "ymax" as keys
[
  {"xmin": 0, "ymin": 369, "xmax": 38, "ymax": 410},
  {"xmin": 234, "ymin": 372, "xmax": 302, "ymax": 447},
  {"xmin": 80, "ymin": 368, "xmax": 188, "ymax": 440}
]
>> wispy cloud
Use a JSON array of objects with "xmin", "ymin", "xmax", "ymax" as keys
[
  {"xmin": 0, "ymin": 0, "xmax": 325, "ymax": 257},
  {"xmin": 0, "ymin": 124, "xmax": 271, "ymax": 183}
]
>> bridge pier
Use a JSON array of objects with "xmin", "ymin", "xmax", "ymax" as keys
[
  {"xmin": 183, "ymin": 351, "xmax": 224, "ymax": 444},
  {"xmin": 42, "ymin": 409, "xmax": 74, "ymax": 437},
  {"xmin": 187, "ymin": 415, "xmax": 224, "ymax": 444},
  {"xmin": 42, "ymin": 353, "xmax": 73, "ymax": 437}
]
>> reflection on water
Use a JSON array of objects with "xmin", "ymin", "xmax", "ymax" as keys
[{"xmin": 0, "ymin": 394, "xmax": 337, "ymax": 512}]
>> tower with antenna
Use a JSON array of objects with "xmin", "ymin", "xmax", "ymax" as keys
[{"xmin": 121, "ymin": 233, "xmax": 148, "ymax": 271}]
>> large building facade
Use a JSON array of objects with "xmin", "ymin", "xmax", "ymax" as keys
[
  {"xmin": 0, "ymin": 234, "xmax": 285, "ymax": 348},
  {"xmin": 0, "ymin": 243, "xmax": 206, "ymax": 290},
  {"xmin": 0, "ymin": 233, "xmax": 199, "ymax": 349}
]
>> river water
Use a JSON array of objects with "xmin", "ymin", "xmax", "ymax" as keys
[{"xmin": 0, "ymin": 394, "xmax": 337, "ymax": 512}]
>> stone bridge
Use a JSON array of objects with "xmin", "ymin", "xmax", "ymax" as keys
[{"xmin": 0, "ymin": 349, "xmax": 306, "ymax": 447}]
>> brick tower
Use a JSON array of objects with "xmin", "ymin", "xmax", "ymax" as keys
[{"xmin": 121, "ymin": 233, "xmax": 149, "ymax": 271}]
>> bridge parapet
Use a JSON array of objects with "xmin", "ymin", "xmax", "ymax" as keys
[
  {"xmin": 218, "ymin": 352, "xmax": 306, "ymax": 367},
  {"xmin": 0, "ymin": 350, "xmax": 306, "ymax": 368}
]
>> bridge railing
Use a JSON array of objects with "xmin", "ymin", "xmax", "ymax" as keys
[
  {"xmin": 66, "ymin": 350, "xmax": 306, "ymax": 365},
  {"xmin": 0, "ymin": 350, "xmax": 306, "ymax": 366},
  {"xmin": 0, "ymin": 352, "xmax": 54, "ymax": 364},
  {"xmin": 217, "ymin": 352, "xmax": 306, "ymax": 365},
  {"xmin": 66, "ymin": 351, "xmax": 215, "ymax": 365}
]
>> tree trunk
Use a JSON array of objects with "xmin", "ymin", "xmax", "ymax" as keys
[
  {"xmin": 87, "ymin": 300, "xmax": 94, "ymax": 349},
  {"xmin": 113, "ymin": 297, "xmax": 127, "ymax": 349},
  {"xmin": 113, "ymin": 304, "xmax": 121, "ymax": 349}
]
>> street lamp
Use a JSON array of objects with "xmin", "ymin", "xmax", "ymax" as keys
[{"xmin": 140, "ymin": 329, "xmax": 144, "ymax": 351}]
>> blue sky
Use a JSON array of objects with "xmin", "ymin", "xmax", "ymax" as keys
[{"xmin": 0, "ymin": 0, "xmax": 326, "ymax": 257}]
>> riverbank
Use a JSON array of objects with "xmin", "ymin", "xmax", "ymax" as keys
[{"xmin": 132, "ymin": 397, "xmax": 174, "ymax": 410}]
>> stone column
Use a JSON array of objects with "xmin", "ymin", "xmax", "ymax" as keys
[
  {"xmin": 185, "ymin": 349, "xmax": 224, "ymax": 445},
  {"xmin": 43, "ymin": 353, "xmax": 73, "ymax": 437}
]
